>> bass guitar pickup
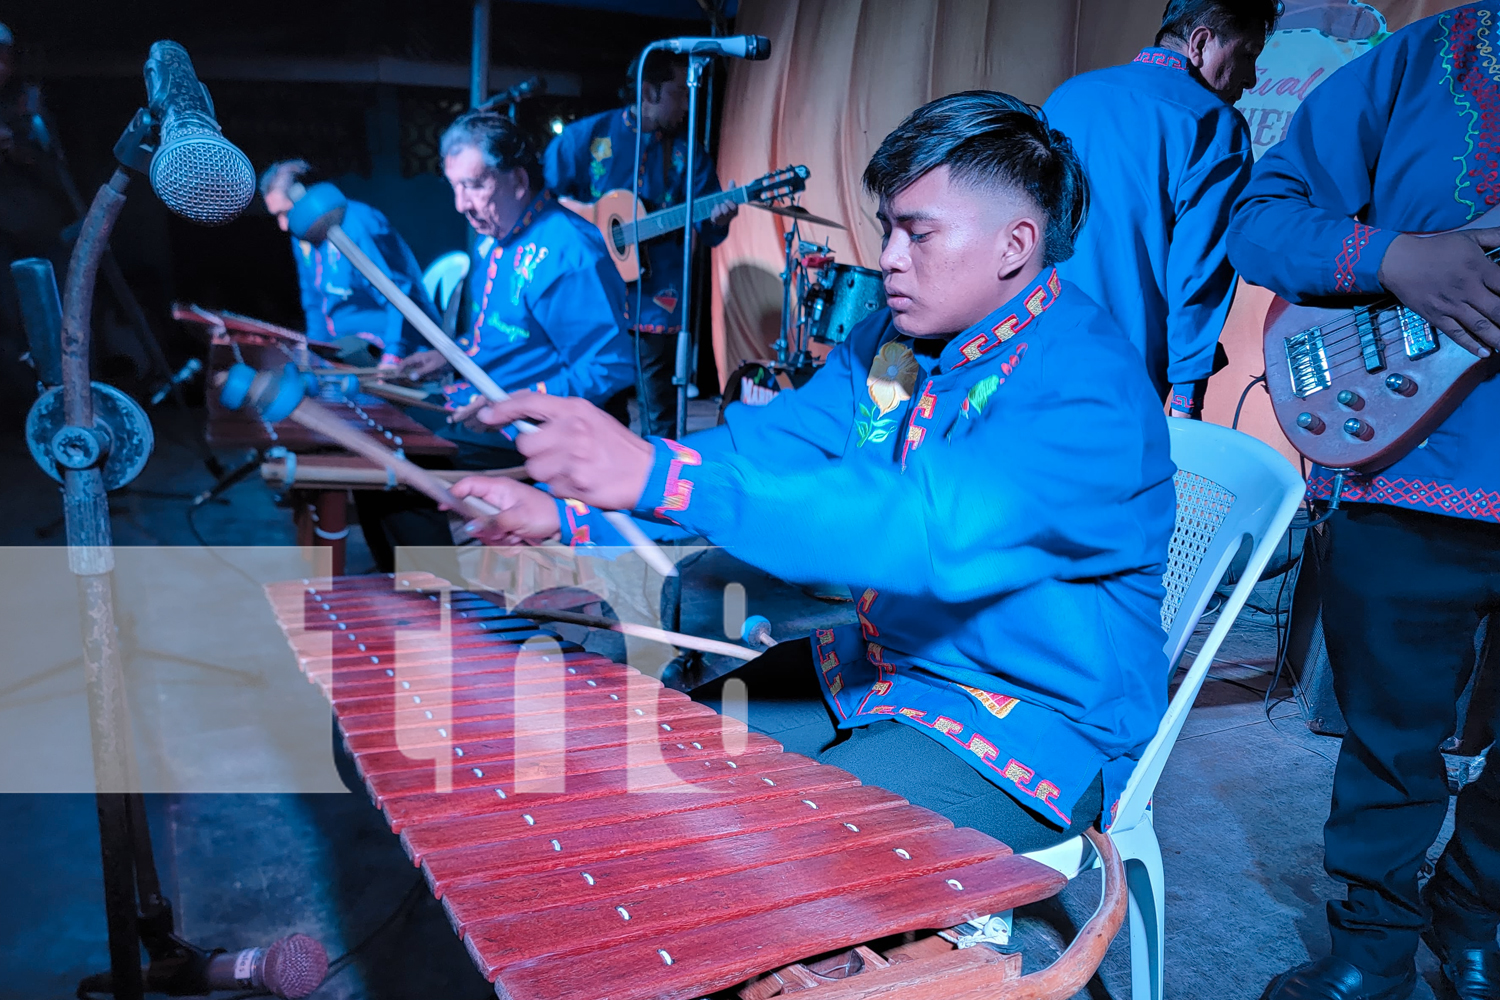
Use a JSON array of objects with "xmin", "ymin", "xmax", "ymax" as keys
[{"xmin": 1396, "ymin": 307, "xmax": 1439, "ymax": 359}]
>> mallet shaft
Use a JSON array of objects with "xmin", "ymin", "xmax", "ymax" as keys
[
  {"xmin": 286, "ymin": 397, "xmax": 496, "ymax": 520},
  {"xmin": 323, "ymin": 225, "xmax": 677, "ymax": 578},
  {"xmin": 524, "ymin": 607, "xmax": 760, "ymax": 661}
]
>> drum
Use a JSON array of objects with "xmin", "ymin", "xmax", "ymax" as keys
[{"xmin": 807, "ymin": 264, "xmax": 885, "ymax": 344}]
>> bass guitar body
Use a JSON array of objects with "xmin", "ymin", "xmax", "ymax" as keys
[
  {"xmin": 1264, "ymin": 205, "xmax": 1500, "ymax": 473},
  {"xmin": 558, "ymin": 190, "xmax": 646, "ymax": 283}
]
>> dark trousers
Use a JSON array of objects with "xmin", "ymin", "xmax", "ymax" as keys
[
  {"xmin": 1320, "ymin": 503, "xmax": 1500, "ymax": 977},
  {"xmin": 690, "ymin": 639, "xmax": 1103, "ymax": 854},
  {"xmin": 633, "ymin": 330, "xmax": 678, "ymax": 439}
]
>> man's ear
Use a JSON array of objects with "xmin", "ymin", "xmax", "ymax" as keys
[
  {"xmin": 1184, "ymin": 24, "xmax": 1215, "ymax": 69},
  {"xmin": 510, "ymin": 167, "xmax": 531, "ymax": 201},
  {"xmin": 996, "ymin": 214, "xmax": 1042, "ymax": 281}
]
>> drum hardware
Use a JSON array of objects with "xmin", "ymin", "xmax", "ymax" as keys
[
  {"xmin": 807, "ymin": 262, "xmax": 885, "ymax": 346},
  {"xmin": 749, "ymin": 201, "xmax": 846, "ymax": 230}
]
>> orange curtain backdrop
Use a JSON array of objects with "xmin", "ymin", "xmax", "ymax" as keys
[
  {"xmin": 710, "ymin": 0, "xmax": 1164, "ymax": 384},
  {"xmin": 710, "ymin": 0, "xmax": 1463, "ymax": 401}
]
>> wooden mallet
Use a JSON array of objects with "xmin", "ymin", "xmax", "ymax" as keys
[{"xmin": 219, "ymin": 364, "xmax": 757, "ymax": 662}]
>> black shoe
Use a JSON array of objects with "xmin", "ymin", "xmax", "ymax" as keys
[
  {"xmin": 1423, "ymin": 877, "xmax": 1500, "ymax": 998},
  {"xmin": 1260, "ymin": 957, "xmax": 1416, "ymax": 1000},
  {"xmin": 1422, "ymin": 931, "xmax": 1500, "ymax": 999}
]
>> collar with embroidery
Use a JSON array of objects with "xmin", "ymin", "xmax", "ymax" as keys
[
  {"xmin": 1132, "ymin": 46, "xmax": 1189, "ymax": 72},
  {"xmin": 939, "ymin": 268, "xmax": 1062, "ymax": 371},
  {"xmin": 477, "ymin": 191, "xmax": 553, "ymax": 257}
]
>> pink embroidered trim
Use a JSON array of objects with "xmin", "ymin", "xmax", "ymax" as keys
[
  {"xmin": 653, "ymin": 440, "xmax": 702, "ymax": 521},
  {"xmin": 1132, "ymin": 48, "xmax": 1187, "ymax": 71},
  {"xmin": 1334, "ymin": 222, "xmax": 1376, "ymax": 294}
]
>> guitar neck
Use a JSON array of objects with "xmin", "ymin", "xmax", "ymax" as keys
[{"xmin": 623, "ymin": 187, "xmax": 747, "ymax": 246}]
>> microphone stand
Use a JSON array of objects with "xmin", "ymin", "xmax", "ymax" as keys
[
  {"xmin": 672, "ymin": 53, "xmax": 711, "ymax": 441},
  {"xmin": 50, "ymin": 108, "xmax": 205, "ymax": 1000}
]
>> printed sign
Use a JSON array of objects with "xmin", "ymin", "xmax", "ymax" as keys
[{"xmin": 1235, "ymin": 1, "xmax": 1387, "ymax": 159}]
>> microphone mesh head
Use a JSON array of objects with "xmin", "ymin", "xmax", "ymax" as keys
[
  {"xmin": 261, "ymin": 934, "xmax": 328, "ymax": 999},
  {"xmin": 148, "ymin": 130, "xmax": 255, "ymax": 226}
]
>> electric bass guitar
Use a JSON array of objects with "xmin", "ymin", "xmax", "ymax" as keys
[
  {"xmin": 559, "ymin": 165, "xmax": 809, "ymax": 282},
  {"xmin": 1263, "ymin": 204, "xmax": 1500, "ymax": 473}
]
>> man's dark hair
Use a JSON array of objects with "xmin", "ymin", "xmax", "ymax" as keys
[
  {"xmin": 626, "ymin": 50, "xmax": 687, "ymax": 94},
  {"xmin": 439, "ymin": 110, "xmax": 542, "ymax": 189},
  {"xmin": 862, "ymin": 91, "xmax": 1089, "ymax": 267},
  {"xmin": 1155, "ymin": 0, "xmax": 1282, "ymax": 45}
]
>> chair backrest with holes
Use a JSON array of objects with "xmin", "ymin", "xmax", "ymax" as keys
[{"xmin": 1111, "ymin": 420, "xmax": 1303, "ymax": 831}]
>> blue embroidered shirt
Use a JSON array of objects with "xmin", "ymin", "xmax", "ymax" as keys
[
  {"xmin": 292, "ymin": 198, "xmax": 439, "ymax": 356},
  {"xmin": 544, "ymin": 108, "xmax": 729, "ymax": 335},
  {"xmin": 442, "ymin": 195, "xmax": 634, "ymax": 425},
  {"xmin": 1228, "ymin": 4, "xmax": 1500, "ymax": 523},
  {"xmin": 1044, "ymin": 47, "xmax": 1253, "ymax": 412},
  {"xmin": 562, "ymin": 271, "xmax": 1177, "ymax": 826}
]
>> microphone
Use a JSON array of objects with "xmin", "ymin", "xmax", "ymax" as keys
[
  {"xmin": 479, "ymin": 75, "xmax": 546, "ymax": 111},
  {"xmin": 202, "ymin": 934, "xmax": 328, "ymax": 998},
  {"xmin": 143, "ymin": 40, "xmax": 256, "ymax": 225},
  {"xmin": 76, "ymin": 933, "xmax": 328, "ymax": 999},
  {"xmin": 659, "ymin": 35, "xmax": 771, "ymax": 60}
]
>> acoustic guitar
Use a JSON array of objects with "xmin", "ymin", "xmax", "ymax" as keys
[
  {"xmin": 1263, "ymin": 204, "xmax": 1500, "ymax": 473},
  {"xmin": 559, "ymin": 165, "xmax": 808, "ymax": 282}
]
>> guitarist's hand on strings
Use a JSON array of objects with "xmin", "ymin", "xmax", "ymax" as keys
[
  {"xmin": 1378, "ymin": 228, "xmax": 1500, "ymax": 358},
  {"xmin": 466, "ymin": 391, "xmax": 656, "ymax": 512}
]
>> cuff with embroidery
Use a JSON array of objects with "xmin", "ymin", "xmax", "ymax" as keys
[
  {"xmin": 1168, "ymin": 382, "xmax": 1203, "ymax": 416},
  {"xmin": 1335, "ymin": 222, "xmax": 1400, "ymax": 295},
  {"xmin": 555, "ymin": 497, "xmax": 610, "ymax": 547},
  {"xmin": 632, "ymin": 437, "xmax": 706, "ymax": 527},
  {"xmin": 378, "ymin": 351, "xmax": 404, "ymax": 368}
]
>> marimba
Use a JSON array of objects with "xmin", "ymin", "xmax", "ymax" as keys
[
  {"xmin": 266, "ymin": 573, "xmax": 1125, "ymax": 1000},
  {"xmin": 205, "ymin": 340, "xmax": 454, "ymax": 574}
]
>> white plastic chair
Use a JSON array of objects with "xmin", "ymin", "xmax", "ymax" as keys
[
  {"xmin": 1022, "ymin": 419, "xmax": 1304, "ymax": 1000},
  {"xmin": 421, "ymin": 250, "xmax": 471, "ymax": 314}
]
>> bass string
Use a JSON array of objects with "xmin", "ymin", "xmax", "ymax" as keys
[
  {"xmin": 1282, "ymin": 244, "xmax": 1500, "ymax": 377},
  {"xmin": 1324, "ymin": 330, "xmax": 1416, "ymax": 380}
]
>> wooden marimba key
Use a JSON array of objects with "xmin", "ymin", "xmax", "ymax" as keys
[{"xmin": 263, "ymin": 573, "xmax": 1107, "ymax": 1000}]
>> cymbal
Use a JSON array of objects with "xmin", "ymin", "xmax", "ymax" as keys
[{"xmin": 750, "ymin": 202, "xmax": 846, "ymax": 230}]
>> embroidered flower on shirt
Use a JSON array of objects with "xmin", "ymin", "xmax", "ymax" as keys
[
  {"xmin": 961, "ymin": 374, "xmax": 1001, "ymax": 418},
  {"xmin": 509, "ymin": 243, "xmax": 550, "ymax": 305},
  {"xmin": 866, "ymin": 341, "xmax": 918, "ymax": 416},
  {"xmin": 854, "ymin": 342, "xmax": 917, "ymax": 448}
]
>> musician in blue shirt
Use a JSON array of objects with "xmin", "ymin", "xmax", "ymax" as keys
[
  {"xmin": 259, "ymin": 160, "xmax": 437, "ymax": 363},
  {"xmin": 451, "ymin": 93, "xmax": 1178, "ymax": 854},
  {"xmin": 543, "ymin": 52, "xmax": 737, "ymax": 436},
  {"xmin": 1229, "ymin": 6, "xmax": 1500, "ymax": 998},
  {"xmin": 1043, "ymin": 0, "xmax": 1277, "ymax": 416},
  {"xmin": 360, "ymin": 112, "xmax": 633, "ymax": 574}
]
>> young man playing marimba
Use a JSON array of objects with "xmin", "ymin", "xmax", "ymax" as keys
[{"xmin": 449, "ymin": 93, "xmax": 1177, "ymax": 852}]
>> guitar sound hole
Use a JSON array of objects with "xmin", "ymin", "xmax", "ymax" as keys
[{"xmin": 608, "ymin": 219, "xmax": 627, "ymax": 256}]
